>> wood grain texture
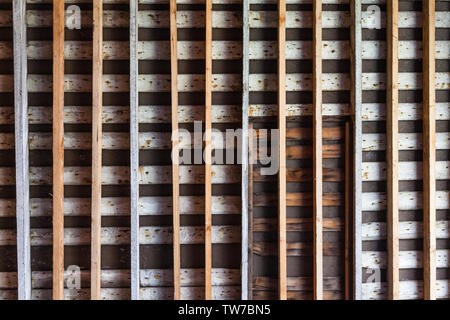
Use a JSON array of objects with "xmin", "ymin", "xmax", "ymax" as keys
[
  {"xmin": 248, "ymin": 123, "xmax": 254, "ymax": 300},
  {"xmin": 313, "ymin": 0, "xmax": 323, "ymax": 300},
  {"xmin": 241, "ymin": 0, "xmax": 250, "ymax": 301},
  {"xmin": 13, "ymin": 0, "xmax": 31, "ymax": 300},
  {"xmin": 422, "ymin": 0, "xmax": 436, "ymax": 301},
  {"xmin": 170, "ymin": 0, "xmax": 181, "ymax": 301},
  {"xmin": 52, "ymin": 0, "xmax": 64, "ymax": 301},
  {"xmin": 91, "ymin": 0, "xmax": 103, "ymax": 300},
  {"xmin": 350, "ymin": 0, "xmax": 362, "ymax": 300},
  {"xmin": 129, "ymin": 0, "xmax": 139, "ymax": 301},
  {"xmin": 277, "ymin": 0, "xmax": 287, "ymax": 301},
  {"xmin": 345, "ymin": 122, "xmax": 351, "ymax": 299},
  {"xmin": 386, "ymin": 0, "xmax": 399, "ymax": 300},
  {"xmin": 204, "ymin": 0, "xmax": 212, "ymax": 300}
]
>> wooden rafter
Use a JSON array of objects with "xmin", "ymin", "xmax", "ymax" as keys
[
  {"xmin": 14, "ymin": 0, "xmax": 31, "ymax": 300},
  {"xmin": 129, "ymin": 0, "xmax": 139, "ymax": 300},
  {"xmin": 170, "ymin": 0, "xmax": 181, "ymax": 300},
  {"xmin": 91, "ymin": 0, "xmax": 103, "ymax": 300},
  {"xmin": 422, "ymin": 0, "xmax": 436, "ymax": 301},
  {"xmin": 277, "ymin": 0, "xmax": 287, "ymax": 301},
  {"xmin": 313, "ymin": 0, "xmax": 323, "ymax": 300},
  {"xmin": 350, "ymin": 0, "xmax": 362, "ymax": 300},
  {"xmin": 204, "ymin": 0, "xmax": 213, "ymax": 300},
  {"xmin": 241, "ymin": 0, "xmax": 250, "ymax": 301},
  {"xmin": 52, "ymin": 0, "xmax": 65, "ymax": 300},
  {"xmin": 387, "ymin": 0, "xmax": 399, "ymax": 300}
]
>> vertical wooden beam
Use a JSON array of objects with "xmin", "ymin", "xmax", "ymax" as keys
[
  {"xmin": 350, "ymin": 0, "xmax": 362, "ymax": 300},
  {"xmin": 345, "ymin": 122, "xmax": 351, "ymax": 299},
  {"xmin": 241, "ymin": 0, "xmax": 250, "ymax": 301},
  {"xmin": 129, "ymin": 0, "xmax": 139, "ymax": 301},
  {"xmin": 248, "ymin": 123, "xmax": 254, "ymax": 300},
  {"xmin": 91, "ymin": 0, "xmax": 103, "ymax": 300},
  {"xmin": 204, "ymin": 0, "xmax": 213, "ymax": 300},
  {"xmin": 13, "ymin": 0, "xmax": 31, "ymax": 300},
  {"xmin": 277, "ymin": 0, "xmax": 287, "ymax": 301},
  {"xmin": 422, "ymin": 0, "xmax": 436, "ymax": 301},
  {"xmin": 52, "ymin": 0, "xmax": 65, "ymax": 301},
  {"xmin": 386, "ymin": 0, "xmax": 399, "ymax": 300},
  {"xmin": 170, "ymin": 0, "xmax": 181, "ymax": 301},
  {"xmin": 313, "ymin": 0, "xmax": 323, "ymax": 300}
]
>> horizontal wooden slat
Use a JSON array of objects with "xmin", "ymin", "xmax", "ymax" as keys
[
  {"xmin": 362, "ymin": 221, "xmax": 450, "ymax": 241},
  {"xmin": 255, "ymin": 126, "xmax": 344, "ymax": 140},
  {"xmin": 252, "ymin": 242, "xmax": 342, "ymax": 256},
  {"xmin": 252, "ymin": 290, "xmax": 342, "ymax": 300},
  {"xmin": 0, "ymin": 287, "xmax": 240, "ymax": 300},
  {"xmin": 0, "ymin": 195, "xmax": 240, "ymax": 217},
  {"xmin": 2, "ymin": 72, "xmax": 448, "ymax": 93},
  {"xmin": 253, "ymin": 193, "xmax": 343, "ymax": 207},
  {"xmin": 361, "ymin": 103, "xmax": 450, "ymax": 121},
  {"xmin": 0, "ymin": 105, "xmax": 239, "ymax": 125},
  {"xmin": 362, "ymin": 161, "xmax": 450, "ymax": 181},
  {"xmin": 362, "ymin": 280, "xmax": 450, "ymax": 300},
  {"xmin": 0, "ymin": 165, "xmax": 240, "ymax": 185},
  {"xmin": 253, "ymin": 218, "xmax": 343, "ymax": 232},
  {"xmin": 253, "ymin": 167, "xmax": 344, "ymax": 182},
  {"xmin": 0, "ymin": 9, "xmax": 449, "ymax": 29},
  {"xmin": 1, "ymin": 40, "xmax": 444, "ymax": 61},
  {"xmin": 362, "ymin": 250, "xmax": 449, "ymax": 269},
  {"xmin": 0, "ymin": 268, "xmax": 239, "ymax": 289},
  {"xmin": 362, "ymin": 191, "xmax": 450, "ymax": 211},
  {"xmin": 363, "ymin": 132, "xmax": 450, "ymax": 151},
  {"xmin": 0, "ymin": 226, "xmax": 240, "ymax": 246},
  {"xmin": 0, "ymin": 131, "xmax": 255, "ymax": 150},
  {"xmin": 253, "ymin": 276, "xmax": 341, "ymax": 291}
]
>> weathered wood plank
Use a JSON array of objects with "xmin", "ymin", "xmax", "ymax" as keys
[
  {"xmin": 362, "ymin": 220, "xmax": 450, "ymax": 241},
  {"xmin": 362, "ymin": 161, "xmax": 449, "ymax": 181},
  {"xmin": 362, "ymin": 250, "xmax": 449, "ymax": 269},
  {"xmin": 362, "ymin": 191, "xmax": 450, "ymax": 211},
  {"xmin": 241, "ymin": 0, "xmax": 249, "ymax": 301},
  {"xmin": 91, "ymin": 0, "xmax": 103, "ymax": 300},
  {"xmin": 4, "ymin": 40, "xmax": 445, "ymax": 61},
  {"xmin": 0, "ymin": 195, "xmax": 241, "ymax": 217},
  {"xmin": 388, "ymin": 3, "xmax": 403, "ymax": 301},
  {"xmin": 1, "ymin": 10, "xmax": 449, "ymax": 29},
  {"xmin": 253, "ymin": 193, "xmax": 343, "ymax": 207},
  {"xmin": 422, "ymin": 0, "xmax": 436, "ymax": 301},
  {"xmin": 129, "ymin": 0, "xmax": 139, "ymax": 301},
  {"xmin": 0, "ymin": 226, "xmax": 240, "ymax": 246},
  {"xmin": 13, "ymin": 0, "xmax": 31, "ymax": 301},
  {"xmin": 0, "ymin": 165, "xmax": 241, "ymax": 185},
  {"xmin": 170, "ymin": 0, "xmax": 181, "ymax": 301},
  {"xmin": 1, "ymin": 73, "xmax": 449, "ymax": 93},
  {"xmin": 362, "ymin": 280, "xmax": 450, "ymax": 300},
  {"xmin": 253, "ymin": 242, "xmax": 343, "ymax": 257},
  {"xmin": 351, "ymin": 0, "xmax": 362, "ymax": 300},
  {"xmin": 204, "ymin": 0, "xmax": 213, "ymax": 300},
  {"xmin": 0, "ymin": 268, "xmax": 240, "ymax": 289},
  {"xmin": 313, "ymin": 0, "xmax": 323, "ymax": 300},
  {"xmin": 277, "ymin": 0, "xmax": 287, "ymax": 301},
  {"xmin": 52, "ymin": 0, "xmax": 65, "ymax": 301}
]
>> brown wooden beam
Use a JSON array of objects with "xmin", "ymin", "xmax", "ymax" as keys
[
  {"xmin": 422, "ymin": 0, "xmax": 436, "ymax": 301},
  {"xmin": 313, "ymin": 0, "xmax": 323, "ymax": 300},
  {"xmin": 91, "ymin": 0, "xmax": 103, "ymax": 300},
  {"xmin": 204, "ymin": 0, "xmax": 213, "ymax": 300},
  {"xmin": 52, "ymin": 0, "xmax": 65, "ymax": 301},
  {"xmin": 170, "ymin": 0, "xmax": 181, "ymax": 300},
  {"xmin": 277, "ymin": 0, "xmax": 287, "ymax": 301}
]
